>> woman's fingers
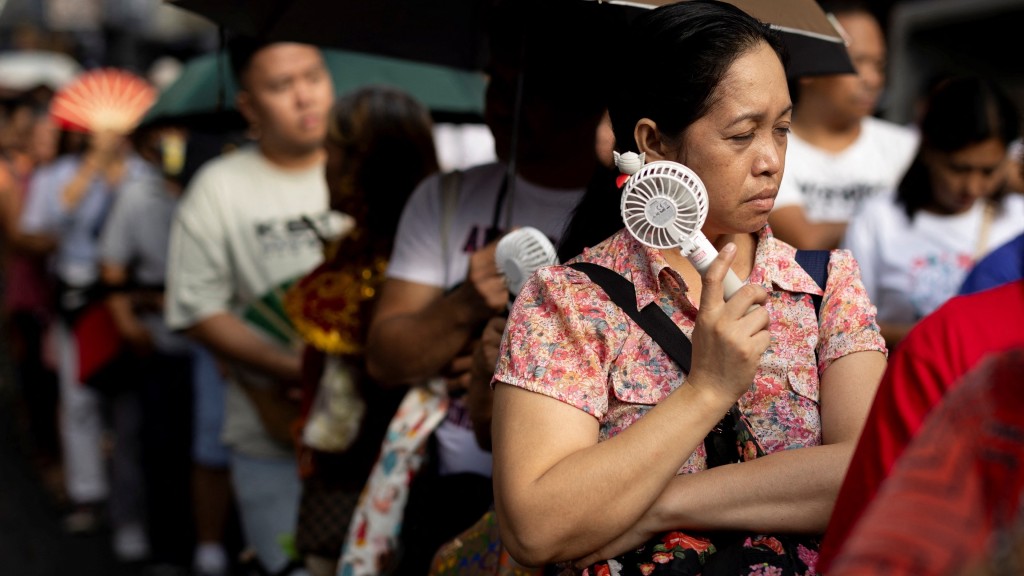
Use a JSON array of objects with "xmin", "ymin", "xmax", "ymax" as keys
[{"xmin": 698, "ymin": 242, "xmax": 737, "ymax": 313}]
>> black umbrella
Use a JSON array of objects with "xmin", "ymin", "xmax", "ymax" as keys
[
  {"xmin": 591, "ymin": 0, "xmax": 855, "ymax": 78},
  {"xmin": 167, "ymin": 0, "xmax": 490, "ymax": 71},
  {"xmin": 167, "ymin": 0, "xmax": 853, "ymax": 78}
]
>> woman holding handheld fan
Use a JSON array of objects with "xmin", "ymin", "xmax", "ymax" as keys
[{"xmin": 489, "ymin": 2, "xmax": 886, "ymax": 574}]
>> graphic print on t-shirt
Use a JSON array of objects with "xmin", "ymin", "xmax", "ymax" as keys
[
  {"xmin": 800, "ymin": 181, "xmax": 887, "ymax": 222},
  {"xmin": 909, "ymin": 252, "xmax": 974, "ymax": 319},
  {"xmin": 253, "ymin": 213, "xmax": 329, "ymax": 257}
]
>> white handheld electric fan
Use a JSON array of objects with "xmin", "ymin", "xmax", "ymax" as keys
[
  {"xmin": 618, "ymin": 157, "xmax": 745, "ymax": 300},
  {"xmin": 495, "ymin": 227, "xmax": 559, "ymax": 300}
]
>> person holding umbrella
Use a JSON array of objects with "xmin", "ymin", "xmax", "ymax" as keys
[
  {"xmin": 489, "ymin": 1, "xmax": 885, "ymax": 573},
  {"xmin": 360, "ymin": 1, "xmax": 618, "ymax": 573}
]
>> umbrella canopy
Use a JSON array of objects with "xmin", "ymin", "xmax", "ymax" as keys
[
  {"xmin": 168, "ymin": 0, "xmax": 853, "ymax": 79},
  {"xmin": 0, "ymin": 50, "xmax": 83, "ymax": 93},
  {"xmin": 589, "ymin": 0, "xmax": 854, "ymax": 77},
  {"xmin": 139, "ymin": 48, "xmax": 487, "ymax": 129},
  {"xmin": 167, "ymin": 0, "xmax": 490, "ymax": 71}
]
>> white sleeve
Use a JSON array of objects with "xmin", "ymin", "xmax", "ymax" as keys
[
  {"xmin": 386, "ymin": 173, "xmax": 447, "ymax": 288},
  {"xmin": 164, "ymin": 172, "xmax": 233, "ymax": 330},
  {"xmin": 840, "ymin": 203, "xmax": 881, "ymax": 305}
]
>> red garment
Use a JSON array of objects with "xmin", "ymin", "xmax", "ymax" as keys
[
  {"xmin": 827, "ymin": 348, "xmax": 1024, "ymax": 575},
  {"xmin": 819, "ymin": 280, "xmax": 1024, "ymax": 570},
  {"xmin": 2, "ymin": 160, "xmax": 51, "ymax": 316}
]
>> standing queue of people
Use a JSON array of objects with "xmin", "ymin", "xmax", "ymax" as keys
[{"xmin": 2, "ymin": 1, "xmax": 1024, "ymax": 575}]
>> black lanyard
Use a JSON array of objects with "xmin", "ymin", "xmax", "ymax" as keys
[{"xmin": 484, "ymin": 173, "xmax": 511, "ymax": 244}]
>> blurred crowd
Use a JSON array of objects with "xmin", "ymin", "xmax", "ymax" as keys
[{"xmin": 0, "ymin": 1, "xmax": 1023, "ymax": 576}]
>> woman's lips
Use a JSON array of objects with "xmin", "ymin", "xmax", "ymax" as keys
[{"xmin": 747, "ymin": 189, "xmax": 777, "ymax": 212}]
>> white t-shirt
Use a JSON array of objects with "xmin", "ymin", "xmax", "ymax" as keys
[
  {"xmin": 842, "ymin": 193, "xmax": 1024, "ymax": 323},
  {"xmin": 432, "ymin": 123, "xmax": 496, "ymax": 173},
  {"xmin": 388, "ymin": 162, "xmax": 585, "ymax": 477},
  {"xmin": 776, "ymin": 116, "xmax": 919, "ymax": 222},
  {"xmin": 165, "ymin": 146, "xmax": 338, "ymax": 458}
]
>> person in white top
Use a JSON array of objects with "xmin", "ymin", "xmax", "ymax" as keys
[
  {"xmin": 769, "ymin": 0, "xmax": 919, "ymax": 250},
  {"xmin": 843, "ymin": 76, "xmax": 1024, "ymax": 348},
  {"xmin": 362, "ymin": 2, "xmax": 617, "ymax": 572},
  {"xmin": 164, "ymin": 38, "xmax": 336, "ymax": 575}
]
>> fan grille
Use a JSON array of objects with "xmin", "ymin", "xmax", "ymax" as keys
[
  {"xmin": 620, "ymin": 161, "xmax": 709, "ymax": 249},
  {"xmin": 495, "ymin": 227, "xmax": 559, "ymax": 297}
]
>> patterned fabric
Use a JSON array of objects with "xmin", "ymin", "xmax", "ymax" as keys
[
  {"xmin": 295, "ymin": 471, "xmax": 363, "ymax": 558},
  {"xmin": 582, "ymin": 532, "xmax": 820, "ymax": 576},
  {"xmin": 495, "ymin": 226, "xmax": 884, "ymax": 473},
  {"xmin": 337, "ymin": 380, "xmax": 449, "ymax": 576}
]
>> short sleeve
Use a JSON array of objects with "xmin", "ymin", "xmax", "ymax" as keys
[
  {"xmin": 386, "ymin": 173, "xmax": 446, "ymax": 288},
  {"xmin": 817, "ymin": 249, "xmax": 886, "ymax": 370},
  {"xmin": 164, "ymin": 172, "xmax": 232, "ymax": 330},
  {"xmin": 492, "ymin": 266, "xmax": 621, "ymax": 419}
]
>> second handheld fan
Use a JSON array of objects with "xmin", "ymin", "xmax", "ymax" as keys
[
  {"xmin": 495, "ymin": 227, "xmax": 559, "ymax": 301},
  {"xmin": 618, "ymin": 157, "xmax": 745, "ymax": 299}
]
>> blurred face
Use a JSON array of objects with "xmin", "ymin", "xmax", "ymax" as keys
[
  {"xmin": 800, "ymin": 11, "xmax": 886, "ymax": 122},
  {"xmin": 29, "ymin": 116, "xmax": 58, "ymax": 164},
  {"xmin": 238, "ymin": 44, "xmax": 334, "ymax": 155},
  {"xmin": 924, "ymin": 137, "xmax": 1008, "ymax": 215},
  {"xmin": 671, "ymin": 42, "xmax": 792, "ymax": 237}
]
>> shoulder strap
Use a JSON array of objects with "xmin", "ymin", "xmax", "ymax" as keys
[
  {"xmin": 439, "ymin": 169, "xmax": 462, "ymax": 288},
  {"xmin": 569, "ymin": 262, "xmax": 692, "ymax": 374},
  {"xmin": 794, "ymin": 249, "xmax": 830, "ymax": 319}
]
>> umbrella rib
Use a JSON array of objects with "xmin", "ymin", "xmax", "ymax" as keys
[
  {"xmin": 770, "ymin": 24, "xmax": 845, "ymax": 43},
  {"xmin": 260, "ymin": 0, "xmax": 294, "ymax": 39}
]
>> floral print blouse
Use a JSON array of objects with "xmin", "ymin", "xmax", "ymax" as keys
[{"xmin": 493, "ymin": 226, "xmax": 885, "ymax": 472}]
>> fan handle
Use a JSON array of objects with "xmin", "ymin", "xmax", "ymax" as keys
[{"xmin": 678, "ymin": 233, "xmax": 745, "ymax": 300}]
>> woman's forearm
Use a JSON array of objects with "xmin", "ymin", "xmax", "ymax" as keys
[
  {"xmin": 651, "ymin": 441, "xmax": 854, "ymax": 535},
  {"xmin": 366, "ymin": 284, "xmax": 493, "ymax": 384}
]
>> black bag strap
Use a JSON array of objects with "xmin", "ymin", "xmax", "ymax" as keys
[
  {"xmin": 794, "ymin": 249, "xmax": 830, "ymax": 318},
  {"xmin": 569, "ymin": 262, "xmax": 692, "ymax": 373}
]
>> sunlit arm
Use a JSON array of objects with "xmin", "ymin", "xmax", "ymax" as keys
[
  {"xmin": 365, "ymin": 278, "xmax": 496, "ymax": 385},
  {"xmin": 491, "ymin": 375, "xmax": 733, "ymax": 567}
]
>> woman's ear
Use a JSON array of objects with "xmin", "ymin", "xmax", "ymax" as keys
[{"xmin": 635, "ymin": 119, "xmax": 670, "ymax": 161}]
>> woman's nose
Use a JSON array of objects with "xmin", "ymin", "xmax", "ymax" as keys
[{"xmin": 755, "ymin": 139, "xmax": 783, "ymax": 176}]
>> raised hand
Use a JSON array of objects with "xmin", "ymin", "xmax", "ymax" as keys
[
  {"xmin": 458, "ymin": 238, "xmax": 510, "ymax": 318},
  {"xmin": 687, "ymin": 243, "xmax": 771, "ymax": 404}
]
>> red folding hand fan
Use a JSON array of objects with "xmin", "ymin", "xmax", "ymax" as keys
[{"xmin": 50, "ymin": 68, "xmax": 157, "ymax": 134}]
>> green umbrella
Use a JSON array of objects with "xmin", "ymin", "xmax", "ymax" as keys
[{"xmin": 140, "ymin": 48, "xmax": 486, "ymax": 129}]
